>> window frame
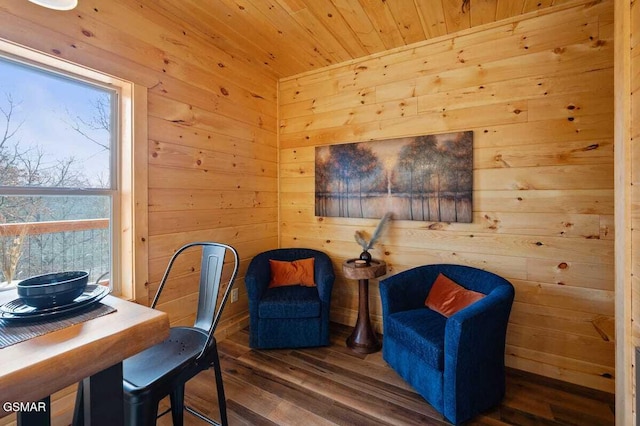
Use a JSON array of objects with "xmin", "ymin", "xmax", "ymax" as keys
[{"xmin": 0, "ymin": 38, "xmax": 148, "ymax": 302}]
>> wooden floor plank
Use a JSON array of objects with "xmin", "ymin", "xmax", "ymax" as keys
[
  {"xmin": 285, "ymin": 350, "xmax": 440, "ymax": 417},
  {"xmin": 235, "ymin": 350, "xmax": 446, "ymax": 425},
  {"xmin": 140, "ymin": 323, "xmax": 616, "ymax": 425}
]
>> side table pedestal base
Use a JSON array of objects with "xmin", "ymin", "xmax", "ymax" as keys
[
  {"xmin": 346, "ymin": 325, "xmax": 381, "ymax": 354},
  {"xmin": 342, "ymin": 259, "xmax": 387, "ymax": 355}
]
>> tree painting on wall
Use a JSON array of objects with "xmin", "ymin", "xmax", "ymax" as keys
[{"xmin": 315, "ymin": 131, "xmax": 473, "ymax": 222}]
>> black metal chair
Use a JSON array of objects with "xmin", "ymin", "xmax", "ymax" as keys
[{"xmin": 122, "ymin": 241, "xmax": 239, "ymax": 426}]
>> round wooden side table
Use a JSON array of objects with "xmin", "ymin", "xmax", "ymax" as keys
[{"xmin": 342, "ymin": 258, "xmax": 387, "ymax": 354}]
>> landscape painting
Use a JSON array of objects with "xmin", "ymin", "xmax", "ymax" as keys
[{"xmin": 315, "ymin": 131, "xmax": 473, "ymax": 222}]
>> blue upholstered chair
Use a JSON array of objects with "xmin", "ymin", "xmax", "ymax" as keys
[
  {"xmin": 380, "ymin": 264, "xmax": 514, "ymax": 425},
  {"xmin": 245, "ymin": 248, "xmax": 335, "ymax": 349}
]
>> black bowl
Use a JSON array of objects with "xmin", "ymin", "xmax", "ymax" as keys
[{"xmin": 17, "ymin": 271, "xmax": 89, "ymax": 309}]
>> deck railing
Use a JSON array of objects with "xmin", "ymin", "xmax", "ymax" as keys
[{"xmin": 0, "ymin": 219, "xmax": 110, "ymax": 284}]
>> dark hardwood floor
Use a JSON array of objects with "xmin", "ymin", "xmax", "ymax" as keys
[{"xmin": 158, "ymin": 323, "xmax": 615, "ymax": 426}]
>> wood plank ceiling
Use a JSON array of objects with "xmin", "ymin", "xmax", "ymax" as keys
[{"xmin": 143, "ymin": 0, "xmax": 574, "ymax": 79}]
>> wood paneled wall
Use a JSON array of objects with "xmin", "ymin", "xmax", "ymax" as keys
[
  {"xmin": 630, "ymin": 0, "xmax": 639, "ymax": 346},
  {"xmin": 0, "ymin": 0, "xmax": 278, "ymax": 332},
  {"xmin": 279, "ymin": 0, "xmax": 615, "ymax": 393},
  {"xmin": 0, "ymin": 0, "xmax": 621, "ymax": 414},
  {"xmin": 630, "ymin": 0, "xmax": 640, "ymax": 422}
]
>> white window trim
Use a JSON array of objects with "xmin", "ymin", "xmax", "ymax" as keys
[{"xmin": 0, "ymin": 38, "xmax": 148, "ymax": 303}]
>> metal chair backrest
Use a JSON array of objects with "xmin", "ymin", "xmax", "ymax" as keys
[{"xmin": 150, "ymin": 241, "xmax": 239, "ymax": 359}]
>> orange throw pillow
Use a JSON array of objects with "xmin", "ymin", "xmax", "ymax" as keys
[
  {"xmin": 268, "ymin": 258, "xmax": 316, "ymax": 288},
  {"xmin": 425, "ymin": 273, "xmax": 485, "ymax": 317}
]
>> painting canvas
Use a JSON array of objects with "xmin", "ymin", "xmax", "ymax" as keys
[{"xmin": 315, "ymin": 131, "xmax": 473, "ymax": 222}]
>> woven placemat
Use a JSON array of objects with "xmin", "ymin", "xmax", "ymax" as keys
[{"xmin": 0, "ymin": 303, "xmax": 116, "ymax": 349}]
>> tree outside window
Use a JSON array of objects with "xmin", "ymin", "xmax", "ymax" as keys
[{"xmin": 0, "ymin": 56, "xmax": 115, "ymax": 288}]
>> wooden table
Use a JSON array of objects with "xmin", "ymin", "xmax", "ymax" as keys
[
  {"xmin": 342, "ymin": 259, "xmax": 386, "ymax": 354},
  {"xmin": 0, "ymin": 291, "xmax": 169, "ymax": 425}
]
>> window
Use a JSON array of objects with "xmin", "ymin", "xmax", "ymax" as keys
[{"xmin": 0, "ymin": 40, "xmax": 139, "ymax": 298}]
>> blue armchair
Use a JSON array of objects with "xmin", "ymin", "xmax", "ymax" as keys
[
  {"xmin": 245, "ymin": 248, "xmax": 335, "ymax": 349},
  {"xmin": 380, "ymin": 264, "xmax": 514, "ymax": 425}
]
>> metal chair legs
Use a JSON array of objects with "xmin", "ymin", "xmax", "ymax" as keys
[
  {"xmin": 183, "ymin": 351, "xmax": 228, "ymax": 426},
  {"xmin": 170, "ymin": 385, "xmax": 185, "ymax": 426}
]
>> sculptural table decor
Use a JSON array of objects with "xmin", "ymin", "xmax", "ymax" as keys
[{"xmin": 342, "ymin": 258, "xmax": 387, "ymax": 354}]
